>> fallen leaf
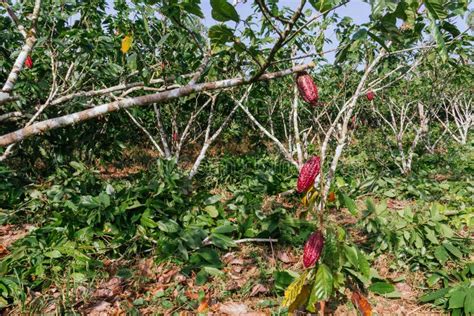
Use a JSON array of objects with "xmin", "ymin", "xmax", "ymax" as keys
[
  {"xmin": 276, "ymin": 251, "xmax": 294, "ymax": 263},
  {"xmin": 0, "ymin": 244, "xmax": 9, "ymax": 258},
  {"xmin": 197, "ymin": 298, "xmax": 209, "ymax": 312},
  {"xmin": 219, "ymin": 302, "xmax": 248, "ymax": 315},
  {"xmin": 351, "ymin": 291, "xmax": 372, "ymax": 316},
  {"xmin": 250, "ymin": 284, "xmax": 268, "ymax": 297},
  {"xmin": 88, "ymin": 301, "xmax": 112, "ymax": 315}
]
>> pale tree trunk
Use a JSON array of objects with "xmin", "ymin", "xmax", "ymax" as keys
[{"xmin": 0, "ymin": 63, "xmax": 314, "ymax": 149}]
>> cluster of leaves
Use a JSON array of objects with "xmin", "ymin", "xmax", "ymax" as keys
[
  {"xmin": 361, "ymin": 200, "xmax": 471, "ymax": 270},
  {"xmin": 420, "ymin": 263, "xmax": 474, "ymax": 315},
  {"xmin": 358, "ymin": 199, "xmax": 472, "ymax": 314},
  {"xmin": 0, "ymin": 156, "xmax": 311, "ymax": 307}
]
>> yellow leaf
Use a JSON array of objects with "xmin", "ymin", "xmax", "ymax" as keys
[
  {"xmin": 121, "ymin": 35, "xmax": 133, "ymax": 53},
  {"xmin": 281, "ymin": 270, "xmax": 308, "ymax": 308},
  {"xmin": 301, "ymin": 195, "xmax": 308, "ymax": 207},
  {"xmin": 288, "ymin": 285, "xmax": 311, "ymax": 313}
]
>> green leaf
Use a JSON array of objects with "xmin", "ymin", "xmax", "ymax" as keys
[
  {"xmin": 449, "ymin": 289, "xmax": 466, "ymax": 309},
  {"xmin": 127, "ymin": 52, "xmax": 138, "ymax": 72},
  {"xmin": 157, "ymin": 219, "xmax": 180, "ymax": 233},
  {"xmin": 309, "ymin": 0, "xmax": 338, "ymax": 12},
  {"xmin": 210, "ymin": 233, "xmax": 236, "ymax": 249},
  {"xmin": 443, "ymin": 242, "xmax": 463, "ymax": 258},
  {"xmin": 182, "ymin": 0, "xmax": 204, "ymax": 18},
  {"xmin": 424, "ymin": 227, "xmax": 439, "ymax": 245},
  {"xmin": 204, "ymin": 205, "xmax": 219, "ymax": 218},
  {"xmin": 204, "ymin": 195, "xmax": 221, "ymax": 205},
  {"xmin": 340, "ymin": 193, "xmax": 358, "ymax": 215},
  {"xmin": 71, "ymin": 272, "xmax": 87, "ymax": 283},
  {"xmin": 274, "ymin": 270, "xmax": 299, "ymax": 292},
  {"xmin": 419, "ymin": 288, "xmax": 450, "ymax": 303},
  {"xmin": 426, "ymin": 9, "xmax": 448, "ymax": 62},
  {"xmin": 367, "ymin": 31, "xmax": 390, "ymax": 51},
  {"xmin": 424, "ymin": 0, "xmax": 448, "ymax": 19},
  {"xmin": 434, "ymin": 246, "xmax": 449, "ymax": 264},
  {"xmin": 212, "ymin": 224, "xmax": 236, "ymax": 234},
  {"xmin": 44, "ymin": 250, "xmax": 62, "ymax": 259},
  {"xmin": 344, "ymin": 245, "xmax": 359, "ymax": 268},
  {"xmin": 209, "ymin": 24, "xmax": 235, "ymax": 44},
  {"xmin": 309, "ymin": 264, "xmax": 333, "ymax": 303},
  {"xmin": 465, "ymin": 287, "xmax": 474, "ymax": 314},
  {"xmin": 140, "ymin": 211, "xmax": 158, "ymax": 228},
  {"xmin": 369, "ymin": 282, "xmax": 395, "ymax": 295},
  {"xmin": 210, "ymin": 0, "xmax": 239, "ymax": 22},
  {"xmin": 357, "ymin": 249, "xmax": 370, "ymax": 279},
  {"xmin": 203, "ymin": 266, "xmax": 224, "ymax": 277}
]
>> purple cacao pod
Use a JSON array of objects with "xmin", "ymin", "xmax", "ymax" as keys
[
  {"xmin": 297, "ymin": 156, "xmax": 321, "ymax": 193},
  {"xmin": 296, "ymin": 71, "xmax": 319, "ymax": 106},
  {"xmin": 303, "ymin": 230, "xmax": 324, "ymax": 268}
]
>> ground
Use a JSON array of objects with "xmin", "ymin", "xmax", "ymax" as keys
[{"xmin": 0, "ymin": 197, "xmax": 447, "ymax": 315}]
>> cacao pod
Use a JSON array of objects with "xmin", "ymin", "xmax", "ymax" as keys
[
  {"xmin": 303, "ymin": 230, "xmax": 324, "ymax": 268},
  {"xmin": 25, "ymin": 55, "xmax": 33, "ymax": 69},
  {"xmin": 366, "ymin": 91, "xmax": 375, "ymax": 101},
  {"xmin": 296, "ymin": 71, "xmax": 319, "ymax": 106},
  {"xmin": 296, "ymin": 156, "xmax": 321, "ymax": 193},
  {"xmin": 172, "ymin": 132, "xmax": 179, "ymax": 142}
]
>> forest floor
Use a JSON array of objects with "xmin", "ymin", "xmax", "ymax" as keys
[{"xmin": 0, "ymin": 197, "xmax": 444, "ymax": 315}]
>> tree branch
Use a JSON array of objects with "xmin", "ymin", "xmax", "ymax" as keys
[{"xmin": 0, "ymin": 63, "xmax": 315, "ymax": 148}]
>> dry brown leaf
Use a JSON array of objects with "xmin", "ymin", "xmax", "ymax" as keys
[
  {"xmin": 219, "ymin": 302, "xmax": 248, "ymax": 315},
  {"xmin": 0, "ymin": 244, "xmax": 10, "ymax": 258},
  {"xmin": 87, "ymin": 301, "xmax": 112, "ymax": 316},
  {"xmin": 351, "ymin": 291, "xmax": 372, "ymax": 316},
  {"xmin": 276, "ymin": 251, "xmax": 294, "ymax": 263},
  {"xmin": 197, "ymin": 298, "xmax": 209, "ymax": 313},
  {"xmin": 249, "ymin": 284, "xmax": 268, "ymax": 297}
]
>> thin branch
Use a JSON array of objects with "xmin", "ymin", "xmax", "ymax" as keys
[{"xmin": 124, "ymin": 108, "xmax": 165, "ymax": 156}]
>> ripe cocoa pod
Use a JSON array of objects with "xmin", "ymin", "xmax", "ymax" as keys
[
  {"xmin": 296, "ymin": 156, "xmax": 321, "ymax": 193},
  {"xmin": 296, "ymin": 71, "xmax": 319, "ymax": 106},
  {"xmin": 366, "ymin": 91, "xmax": 375, "ymax": 101},
  {"xmin": 303, "ymin": 230, "xmax": 324, "ymax": 268},
  {"xmin": 25, "ymin": 55, "xmax": 33, "ymax": 69},
  {"xmin": 172, "ymin": 132, "xmax": 179, "ymax": 142}
]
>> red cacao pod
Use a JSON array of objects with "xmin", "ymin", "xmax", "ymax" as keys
[
  {"xmin": 172, "ymin": 132, "xmax": 179, "ymax": 142},
  {"xmin": 366, "ymin": 91, "xmax": 375, "ymax": 101},
  {"xmin": 25, "ymin": 55, "xmax": 33, "ymax": 69},
  {"xmin": 296, "ymin": 71, "xmax": 319, "ymax": 106},
  {"xmin": 296, "ymin": 156, "xmax": 321, "ymax": 193},
  {"xmin": 303, "ymin": 230, "xmax": 324, "ymax": 268}
]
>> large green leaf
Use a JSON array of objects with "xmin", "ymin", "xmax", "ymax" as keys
[
  {"xmin": 424, "ymin": 0, "xmax": 448, "ymax": 19},
  {"xmin": 210, "ymin": 0, "xmax": 239, "ymax": 22},
  {"xmin": 425, "ymin": 1, "xmax": 448, "ymax": 62},
  {"xmin": 308, "ymin": 0, "xmax": 339, "ymax": 12},
  {"xmin": 419, "ymin": 288, "xmax": 450, "ymax": 302},
  {"xmin": 209, "ymin": 24, "xmax": 235, "ymax": 45},
  {"xmin": 369, "ymin": 282, "xmax": 395, "ymax": 295},
  {"xmin": 449, "ymin": 289, "xmax": 466, "ymax": 309},
  {"xmin": 308, "ymin": 263, "xmax": 333, "ymax": 306}
]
